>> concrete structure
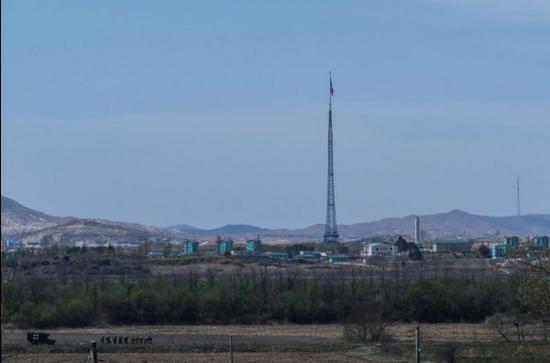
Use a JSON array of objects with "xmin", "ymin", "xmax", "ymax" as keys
[
  {"xmin": 414, "ymin": 216, "xmax": 421, "ymax": 245},
  {"xmin": 218, "ymin": 239, "xmax": 234, "ymax": 255},
  {"xmin": 185, "ymin": 240, "xmax": 199, "ymax": 255},
  {"xmin": 363, "ymin": 243, "xmax": 397, "ymax": 257},
  {"xmin": 299, "ymin": 250, "xmax": 321, "ymax": 259},
  {"xmin": 262, "ymin": 252, "xmax": 289, "ymax": 260},
  {"xmin": 329, "ymin": 254, "xmax": 349, "ymax": 263},
  {"xmin": 432, "ymin": 239, "xmax": 472, "ymax": 253},
  {"xmin": 246, "ymin": 239, "xmax": 262, "ymax": 255}
]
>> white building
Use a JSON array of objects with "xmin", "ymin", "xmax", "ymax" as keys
[{"xmin": 362, "ymin": 243, "xmax": 397, "ymax": 257}]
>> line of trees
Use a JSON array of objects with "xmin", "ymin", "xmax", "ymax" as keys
[{"xmin": 2, "ymin": 267, "xmax": 521, "ymax": 328}]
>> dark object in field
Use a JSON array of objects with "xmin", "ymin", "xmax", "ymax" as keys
[{"xmin": 26, "ymin": 332, "xmax": 55, "ymax": 345}]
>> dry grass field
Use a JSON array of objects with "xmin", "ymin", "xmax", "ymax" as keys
[
  {"xmin": 5, "ymin": 322, "xmax": 545, "ymax": 341},
  {"xmin": 3, "ymin": 323, "xmax": 550, "ymax": 362},
  {"xmin": 29, "ymin": 324, "xmax": 344, "ymax": 337}
]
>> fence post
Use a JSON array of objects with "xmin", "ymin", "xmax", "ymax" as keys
[
  {"xmin": 415, "ymin": 326, "xmax": 422, "ymax": 363},
  {"xmin": 90, "ymin": 341, "xmax": 98, "ymax": 363},
  {"xmin": 229, "ymin": 335, "xmax": 234, "ymax": 363}
]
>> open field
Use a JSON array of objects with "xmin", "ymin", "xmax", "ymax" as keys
[
  {"xmin": 3, "ymin": 322, "xmax": 548, "ymax": 341},
  {"xmin": 3, "ymin": 323, "xmax": 550, "ymax": 362}
]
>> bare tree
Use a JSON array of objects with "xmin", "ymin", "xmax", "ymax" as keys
[
  {"xmin": 486, "ymin": 313, "xmax": 511, "ymax": 342},
  {"xmin": 343, "ymin": 302, "xmax": 388, "ymax": 344}
]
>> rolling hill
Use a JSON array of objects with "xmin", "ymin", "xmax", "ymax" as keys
[{"xmin": 1, "ymin": 196, "xmax": 186, "ymax": 244}]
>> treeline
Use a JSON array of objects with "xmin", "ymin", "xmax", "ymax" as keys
[{"xmin": 2, "ymin": 268, "xmax": 522, "ymax": 328}]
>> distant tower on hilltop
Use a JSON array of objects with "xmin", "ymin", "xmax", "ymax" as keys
[
  {"xmin": 414, "ymin": 216, "xmax": 421, "ymax": 245},
  {"xmin": 323, "ymin": 73, "xmax": 339, "ymax": 244},
  {"xmin": 516, "ymin": 177, "xmax": 521, "ymax": 217}
]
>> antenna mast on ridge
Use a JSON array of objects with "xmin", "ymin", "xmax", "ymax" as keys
[
  {"xmin": 517, "ymin": 177, "xmax": 521, "ymax": 217},
  {"xmin": 323, "ymin": 72, "xmax": 339, "ymax": 244}
]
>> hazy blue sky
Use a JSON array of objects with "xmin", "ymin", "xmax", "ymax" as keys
[{"xmin": 2, "ymin": 0, "xmax": 549, "ymax": 228}]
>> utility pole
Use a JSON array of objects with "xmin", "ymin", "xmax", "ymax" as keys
[{"xmin": 415, "ymin": 326, "xmax": 422, "ymax": 363}]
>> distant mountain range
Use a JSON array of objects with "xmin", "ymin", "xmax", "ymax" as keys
[
  {"xmin": 276, "ymin": 209, "xmax": 550, "ymax": 240},
  {"xmin": 172, "ymin": 209, "xmax": 550, "ymax": 240},
  {"xmin": 2, "ymin": 195, "xmax": 550, "ymax": 245},
  {"xmin": 171, "ymin": 224, "xmax": 268, "ymax": 236}
]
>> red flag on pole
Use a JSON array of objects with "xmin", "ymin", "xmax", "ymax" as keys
[{"xmin": 330, "ymin": 76, "xmax": 334, "ymax": 96}]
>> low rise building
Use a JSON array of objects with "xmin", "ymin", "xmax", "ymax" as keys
[
  {"xmin": 491, "ymin": 236, "xmax": 524, "ymax": 258},
  {"xmin": 299, "ymin": 250, "xmax": 321, "ymax": 259},
  {"xmin": 532, "ymin": 236, "xmax": 549, "ymax": 248},
  {"xmin": 503, "ymin": 236, "xmax": 520, "ymax": 247},
  {"xmin": 362, "ymin": 243, "xmax": 396, "ymax": 257},
  {"xmin": 526, "ymin": 236, "xmax": 549, "ymax": 259}
]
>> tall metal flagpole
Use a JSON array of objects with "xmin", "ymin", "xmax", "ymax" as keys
[{"xmin": 324, "ymin": 72, "xmax": 339, "ymax": 244}]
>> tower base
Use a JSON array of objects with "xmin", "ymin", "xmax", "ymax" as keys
[{"xmin": 323, "ymin": 234, "xmax": 340, "ymax": 244}]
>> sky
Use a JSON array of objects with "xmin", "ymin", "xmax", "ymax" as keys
[{"xmin": 2, "ymin": 0, "xmax": 549, "ymax": 229}]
